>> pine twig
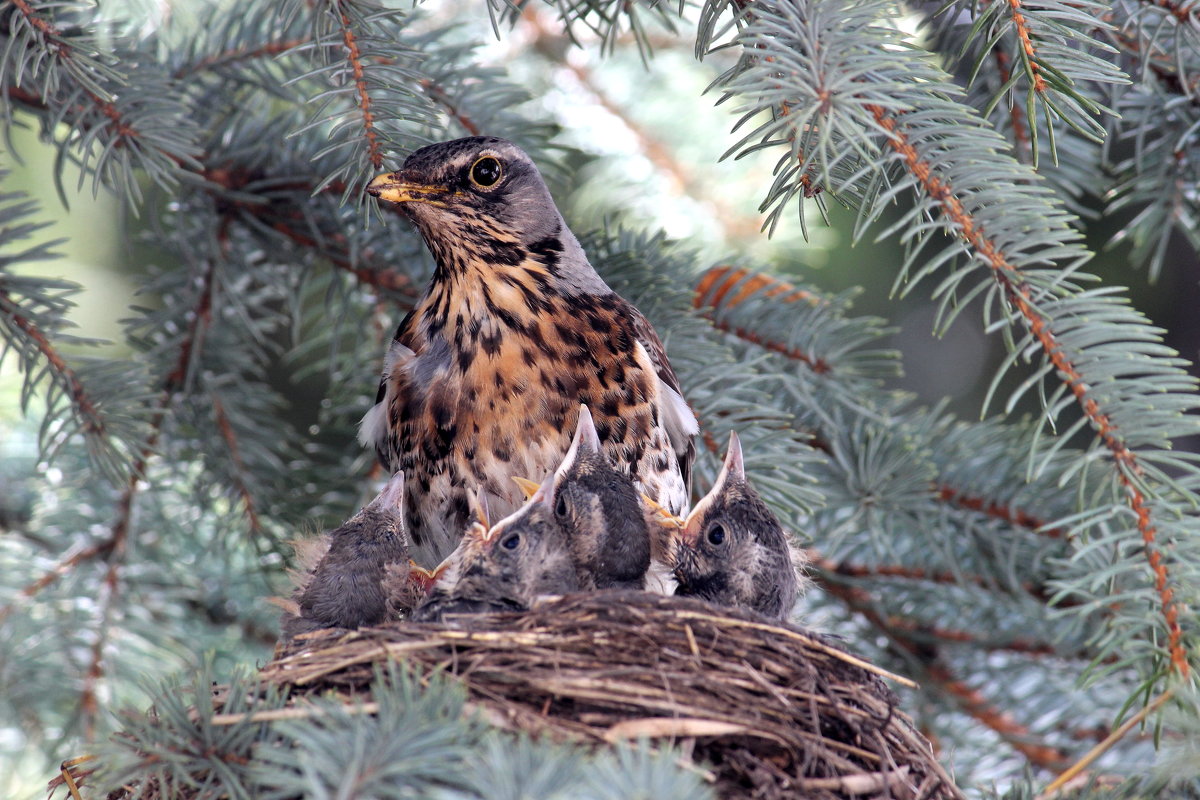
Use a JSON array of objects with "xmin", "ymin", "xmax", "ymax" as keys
[
  {"xmin": 935, "ymin": 485, "xmax": 1065, "ymax": 538},
  {"xmin": 1038, "ymin": 687, "xmax": 1176, "ymax": 798},
  {"xmin": 210, "ymin": 392, "xmax": 264, "ymax": 535},
  {"xmin": 337, "ymin": 5, "xmax": 383, "ymax": 171},
  {"xmin": 172, "ymin": 36, "xmax": 311, "ymax": 79},
  {"xmin": 867, "ymin": 102, "xmax": 1191, "ymax": 677},
  {"xmin": 817, "ymin": 575, "xmax": 1070, "ymax": 769}
]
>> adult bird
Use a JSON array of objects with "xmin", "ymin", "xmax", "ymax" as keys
[
  {"xmin": 362, "ymin": 137, "xmax": 697, "ymax": 565},
  {"xmin": 671, "ymin": 432, "xmax": 807, "ymax": 620}
]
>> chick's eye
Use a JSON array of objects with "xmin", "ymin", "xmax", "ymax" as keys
[
  {"xmin": 501, "ymin": 532, "xmax": 520, "ymax": 550},
  {"xmin": 555, "ymin": 493, "xmax": 569, "ymax": 519},
  {"xmin": 470, "ymin": 156, "xmax": 503, "ymax": 188},
  {"xmin": 706, "ymin": 524, "xmax": 726, "ymax": 546}
]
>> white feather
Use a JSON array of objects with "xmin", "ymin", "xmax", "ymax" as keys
[
  {"xmin": 659, "ymin": 376, "xmax": 698, "ymax": 452},
  {"xmin": 357, "ymin": 402, "xmax": 388, "ymax": 449}
]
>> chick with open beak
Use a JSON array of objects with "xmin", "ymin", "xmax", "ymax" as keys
[
  {"xmin": 671, "ymin": 432, "xmax": 807, "ymax": 620},
  {"xmin": 410, "ymin": 484, "xmax": 579, "ymax": 622}
]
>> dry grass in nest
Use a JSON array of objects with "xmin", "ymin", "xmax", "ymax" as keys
[{"xmin": 257, "ymin": 590, "xmax": 963, "ymax": 800}]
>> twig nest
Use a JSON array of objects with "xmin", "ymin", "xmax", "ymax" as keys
[{"xmin": 265, "ymin": 591, "xmax": 963, "ymax": 800}]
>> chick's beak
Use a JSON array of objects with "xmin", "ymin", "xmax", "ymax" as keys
[
  {"xmin": 367, "ymin": 172, "xmax": 452, "ymax": 205},
  {"xmin": 679, "ymin": 513, "xmax": 702, "ymax": 548},
  {"xmin": 512, "ymin": 476, "xmax": 541, "ymax": 500}
]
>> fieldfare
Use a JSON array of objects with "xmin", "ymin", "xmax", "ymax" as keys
[
  {"xmin": 279, "ymin": 472, "xmax": 411, "ymax": 638},
  {"xmin": 671, "ymin": 432, "xmax": 807, "ymax": 620},
  {"xmin": 362, "ymin": 136, "xmax": 697, "ymax": 565}
]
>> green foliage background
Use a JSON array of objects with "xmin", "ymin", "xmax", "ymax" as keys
[{"xmin": 2, "ymin": 0, "xmax": 1199, "ymax": 796}]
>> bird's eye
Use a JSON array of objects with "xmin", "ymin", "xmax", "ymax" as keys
[
  {"xmin": 555, "ymin": 493, "xmax": 569, "ymax": 519},
  {"xmin": 706, "ymin": 524, "xmax": 726, "ymax": 546},
  {"xmin": 501, "ymin": 532, "xmax": 521, "ymax": 550},
  {"xmin": 470, "ymin": 156, "xmax": 503, "ymax": 188}
]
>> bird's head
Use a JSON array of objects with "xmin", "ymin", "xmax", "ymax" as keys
[
  {"xmin": 336, "ymin": 470, "xmax": 407, "ymax": 545},
  {"xmin": 673, "ymin": 432, "xmax": 795, "ymax": 615},
  {"xmin": 368, "ymin": 137, "xmax": 586, "ymax": 281},
  {"xmin": 470, "ymin": 471, "xmax": 580, "ymax": 599}
]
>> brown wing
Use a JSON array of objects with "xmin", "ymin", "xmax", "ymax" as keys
[{"xmin": 620, "ymin": 299, "xmax": 697, "ymax": 495}]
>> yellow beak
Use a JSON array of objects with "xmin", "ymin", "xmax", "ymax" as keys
[
  {"xmin": 512, "ymin": 476, "xmax": 541, "ymax": 500},
  {"xmin": 366, "ymin": 172, "xmax": 454, "ymax": 205}
]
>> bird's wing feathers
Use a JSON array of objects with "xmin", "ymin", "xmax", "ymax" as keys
[
  {"xmin": 624, "ymin": 303, "xmax": 698, "ymax": 492},
  {"xmin": 358, "ymin": 337, "xmax": 417, "ymax": 462}
]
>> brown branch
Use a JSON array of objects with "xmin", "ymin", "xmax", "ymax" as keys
[
  {"xmin": 268, "ymin": 218, "xmax": 416, "ymax": 297},
  {"xmin": 419, "ymin": 78, "xmax": 480, "ymax": 136},
  {"xmin": 690, "ymin": 269, "xmax": 832, "ymax": 373},
  {"xmin": 929, "ymin": 663, "xmax": 1069, "ymax": 769},
  {"xmin": 695, "ymin": 265, "xmax": 826, "ymax": 311},
  {"xmin": 210, "ymin": 393, "xmax": 263, "ymax": 534},
  {"xmin": 866, "ymin": 102, "xmax": 1189, "ymax": 677},
  {"xmin": 811, "ymin": 553, "xmax": 1056, "ymax": 600},
  {"xmin": 1008, "ymin": 0, "xmax": 1048, "ymax": 94},
  {"xmin": 78, "ymin": 557, "xmax": 121, "ymax": 741},
  {"xmin": 0, "ymin": 293, "xmax": 107, "ymax": 439},
  {"xmin": 338, "ymin": 8, "xmax": 382, "ymax": 170},
  {"xmin": 935, "ymin": 485, "xmax": 1065, "ymax": 538},
  {"xmin": 0, "ymin": 541, "xmax": 111, "ymax": 624},
  {"xmin": 817, "ymin": 575, "xmax": 1070, "ymax": 770},
  {"xmin": 173, "ymin": 37, "xmax": 310, "ymax": 79},
  {"xmin": 993, "ymin": 50, "xmax": 1032, "ymax": 162}
]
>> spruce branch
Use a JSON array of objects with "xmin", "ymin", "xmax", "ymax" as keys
[
  {"xmin": 172, "ymin": 36, "xmax": 312, "ymax": 80},
  {"xmin": 869, "ymin": 103, "xmax": 1187, "ymax": 672},
  {"xmin": 210, "ymin": 392, "xmax": 264, "ymax": 535},
  {"xmin": 419, "ymin": 77, "xmax": 481, "ymax": 136},
  {"xmin": 935, "ymin": 485, "xmax": 1066, "ymax": 539},
  {"xmin": 817, "ymin": 576, "xmax": 1071, "ymax": 769},
  {"xmin": 4, "ymin": 0, "xmax": 200, "ymax": 199},
  {"xmin": 1, "ymin": 286, "xmax": 107, "ymax": 439},
  {"xmin": 336, "ymin": 4, "xmax": 383, "ymax": 171},
  {"xmin": 703, "ymin": 0, "xmax": 1198, "ymax": 678}
]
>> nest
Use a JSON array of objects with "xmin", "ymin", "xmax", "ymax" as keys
[{"xmin": 260, "ymin": 591, "xmax": 963, "ymax": 800}]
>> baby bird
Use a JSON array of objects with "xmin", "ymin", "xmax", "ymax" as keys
[
  {"xmin": 410, "ymin": 487, "xmax": 579, "ymax": 622},
  {"xmin": 671, "ymin": 432, "xmax": 806, "ymax": 620},
  {"xmin": 521, "ymin": 405, "xmax": 652, "ymax": 591},
  {"xmin": 279, "ymin": 472, "xmax": 410, "ymax": 639}
]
